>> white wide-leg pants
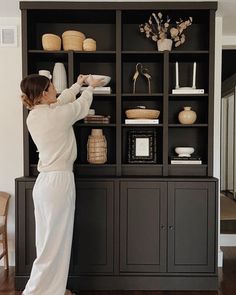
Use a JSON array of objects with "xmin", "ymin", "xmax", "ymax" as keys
[{"xmin": 23, "ymin": 171, "xmax": 76, "ymax": 295}]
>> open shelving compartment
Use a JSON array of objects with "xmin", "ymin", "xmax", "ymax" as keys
[{"xmin": 22, "ymin": 2, "xmax": 215, "ymax": 178}]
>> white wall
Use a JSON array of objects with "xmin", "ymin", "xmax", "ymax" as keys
[{"xmin": 0, "ymin": 17, "xmax": 23, "ymax": 266}]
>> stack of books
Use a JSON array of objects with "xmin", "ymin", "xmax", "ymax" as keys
[
  {"xmin": 170, "ymin": 156, "xmax": 202, "ymax": 164},
  {"xmin": 125, "ymin": 119, "xmax": 159, "ymax": 124},
  {"xmin": 84, "ymin": 115, "xmax": 111, "ymax": 124},
  {"xmin": 80, "ymin": 87, "xmax": 111, "ymax": 94}
]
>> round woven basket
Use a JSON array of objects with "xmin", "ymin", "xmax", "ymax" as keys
[
  {"xmin": 125, "ymin": 109, "xmax": 160, "ymax": 119},
  {"xmin": 62, "ymin": 30, "xmax": 86, "ymax": 51},
  {"xmin": 83, "ymin": 38, "xmax": 97, "ymax": 51},
  {"xmin": 42, "ymin": 34, "xmax": 61, "ymax": 51}
]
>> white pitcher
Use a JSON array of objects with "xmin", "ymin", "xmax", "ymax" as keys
[{"xmin": 52, "ymin": 62, "xmax": 67, "ymax": 93}]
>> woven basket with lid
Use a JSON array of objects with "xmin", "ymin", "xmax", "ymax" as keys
[{"xmin": 62, "ymin": 30, "xmax": 86, "ymax": 51}]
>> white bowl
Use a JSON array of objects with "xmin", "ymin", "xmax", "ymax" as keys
[
  {"xmin": 175, "ymin": 147, "xmax": 194, "ymax": 157},
  {"xmin": 85, "ymin": 75, "xmax": 111, "ymax": 87}
]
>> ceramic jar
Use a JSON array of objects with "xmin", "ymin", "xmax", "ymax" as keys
[
  {"xmin": 52, "ymin": 62, "xmax": 67, "ymax": 93},
  {"xmin": 87, "ymin": 129, "xmax": 107, "ymax": 164},
  {"xmin": 178, "ymin": 106, "xmax": 197, "ymax": 125},
  {"xmin": 157, "ymin": 38, "xmax": 173, "ymax": 51}
]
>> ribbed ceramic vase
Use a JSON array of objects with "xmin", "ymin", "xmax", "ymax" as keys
[
  {"xmin": 87, "ymin": 129, "xmax": 107, "ymax": 164},
  {"xmin": 52, "ymin": 62, "xmax": 67, "ymax": 93},
  {"xmin": 178, "ymin": 106, "xmax": 197, "ymax": 125}
]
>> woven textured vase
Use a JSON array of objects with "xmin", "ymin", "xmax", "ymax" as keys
[{"xmin": 87, "ymin": 129, "xmax": 107, "ymax": 164}]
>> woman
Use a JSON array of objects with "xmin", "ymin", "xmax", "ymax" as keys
[{"xmin": 20, "ymin": 74, "xmax": 104, "ymax": 295}]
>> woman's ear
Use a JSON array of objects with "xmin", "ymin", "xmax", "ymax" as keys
[{"xmin": 42, "ymin": 90, "xmax": 48, "ymax": 98}]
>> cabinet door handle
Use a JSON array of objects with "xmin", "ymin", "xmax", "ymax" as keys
[
  {"xmin": 168, "ymin": 225, "xmax": 174, "ymax": 230},
  {"xmin": 160, "ymin": 225, "xmax": 166, "ymax": 230}
]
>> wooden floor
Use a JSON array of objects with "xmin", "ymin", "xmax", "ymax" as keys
[{"xmin": 1, "ymin": 247, "xmax": 236, "ymax": 295}]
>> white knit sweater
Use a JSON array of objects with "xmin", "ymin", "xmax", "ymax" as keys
[{"xmin": 27, "ymin": 83, "xmax": 93, "ymax": 172}]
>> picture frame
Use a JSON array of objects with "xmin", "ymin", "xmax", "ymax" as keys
[
  {"xmin": 0, "ymin": 26, "xmax": 17, "ymax": 47},
  {"xmin": 128, "ymin": 130, "xmax": 156, "ymax": 163}
]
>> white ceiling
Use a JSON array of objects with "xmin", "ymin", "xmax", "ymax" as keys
[{"xmin": 0, "ymin": 0, "xmax": 235, "ymax": 36}]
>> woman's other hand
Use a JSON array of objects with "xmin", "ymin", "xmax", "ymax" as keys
[{"xmin": 77, "ymin": 74, "xmax": 89, "ymax": 86}]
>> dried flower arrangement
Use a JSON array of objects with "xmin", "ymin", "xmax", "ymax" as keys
[{"xmin": 139, "ymin": 12, "xmax": 193, "ymax": 48}]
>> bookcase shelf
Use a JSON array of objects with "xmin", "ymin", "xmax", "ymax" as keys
[{"xmin": 22, "ymin": 2, "xmax": 216, "ymax": 178}]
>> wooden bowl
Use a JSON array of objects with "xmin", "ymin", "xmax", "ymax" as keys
[{"xmin": 125, "ymin": 108, "xmax": 160, "ymax": 119}]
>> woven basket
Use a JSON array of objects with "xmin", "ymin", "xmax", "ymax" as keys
[
  {"xmin": 62, "ymin": 30, "xmax": 86, "ymax": 51},
  {"xmin": 42, "ymin": 34, "xmax": 61, "ymax": 51},
  {"xmin": 125, "ymin": 108, "xmax": 160, "ymax": 119},
  {"xmin": 83, "ymin": 38, "xmax": 97, "ymax": 51}
]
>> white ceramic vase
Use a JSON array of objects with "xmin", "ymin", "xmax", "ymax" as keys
[
  {"xmin": 157, "ymin": 39, "xmax": 173, "ymax": 51},
  {"xmin": 52, "ymin": 62, "xmax": 67, "ymax": 93}
]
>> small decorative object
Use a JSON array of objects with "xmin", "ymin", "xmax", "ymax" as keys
[
  {"xmin": 83, "ymin": 38, "xmax": 97, "ymax": 51},
  {"xmin": 178, "ymin": 106, "xmax": 197, "ymax": 124},
  {"xmin": 87, "ymin": 129, "xmax": 107, "ymax": 164},
  {"xmin": 175, "ymin": 147, "xmax": 195, "ymax": 157},
  {"xmin": 52, "ymin": 62, "xmax": 67, "ymax": 93},
  {"xmin": 38, "ymin": 70, "xmax": 52, "ymax": 80},
  {"xmin": 88, "ymin": 109, "xmax": 95, "ymax": 116},
  {"xmin": 132, "ymin": 63, "xmax": 151, "ymax": 94},
  {"xmin": 139, "ymin": 12, "xmax": 192, "ymax": 51},
  {"xmin": 42, "ymin": 33, "xmax": 61, "ymax": 51},
  {"xmin": 172, "ymin": 61, "xmax": 205, "ymax": 94},
  {"xmin": 125, "ymin": 106, "xmax": 160, "ymax": 119},
  {"xmin": 128, "ymin": 130, "xmax": 156, "ymax": 163},
  {"xmin": 85, "ymin": 75, "xmax": 111, "ymax": 87},
  {"xmin": 62, "ymin": 30, "xmax": 86, "ymax": 51},
  {"xmin": 84, "ymin": 115, "xmax": 111, "ymax": 124}
]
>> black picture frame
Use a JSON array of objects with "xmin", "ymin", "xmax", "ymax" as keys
[{"xmin": 128, "ymin": 130, "xmax": 156, "ymax": 163}]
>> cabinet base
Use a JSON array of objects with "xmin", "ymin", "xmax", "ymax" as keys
[{"xmin": 15, "ymin": 275, "xmax": 218, "ymax": 291}]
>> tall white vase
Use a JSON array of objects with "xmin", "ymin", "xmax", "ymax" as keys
[{"xmin": 52, "ymin": 62, "xmax": 67, "ymax": 93}]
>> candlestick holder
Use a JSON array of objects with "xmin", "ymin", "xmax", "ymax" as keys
[{"xmin": 172, "ymin": 61, "xmax": 204, "ymax": 94}]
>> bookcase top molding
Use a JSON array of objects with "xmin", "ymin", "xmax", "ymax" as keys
[{"xmin": 20, "ymin": 1, "xmax": 218, "ymax": 11}]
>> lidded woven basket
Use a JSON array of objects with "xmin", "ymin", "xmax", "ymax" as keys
[
  {"xmin": 87, "ymin": 129, "xmax": 107, "ymax": 164},
  {"xmin": 62, "ymin": 30, "xmax": 86, "ymax": 51}
]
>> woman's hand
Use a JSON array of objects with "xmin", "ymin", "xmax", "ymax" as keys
[{"xmin": 77, "ymin": 74, "xmax": 89, "ymax": 86}]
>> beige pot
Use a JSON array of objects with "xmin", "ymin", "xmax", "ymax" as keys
[
  {"xmin": 178, "ymin": 106, "xmax": 197, "ymax": 125},
  {"xmin": 157, "ymin": 38, "xmax": 173, "ymax": 51}
]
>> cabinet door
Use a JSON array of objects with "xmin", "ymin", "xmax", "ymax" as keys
[
  {"xmin": 15, "ymin": 180, "xmax": 36, "ymax": 275},
  {"xmin": 72, "ymin": 180, "xmax": 114, "ymax": 274},
  {"xmin": 168, "ymin": 182, "xmax": 217, "ymax": 273},
  {"xmin": 120, "ymin": 181, "xmax": 167, "ymax": 273}
]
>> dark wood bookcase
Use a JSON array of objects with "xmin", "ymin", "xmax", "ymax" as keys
[{"xmin": 16, "ymin": 1, "xmax": 218, "ymax": 291}]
